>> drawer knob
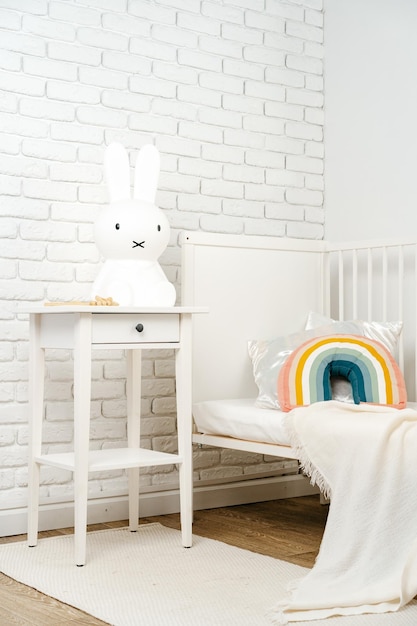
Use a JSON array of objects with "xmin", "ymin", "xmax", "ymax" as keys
[{"xmin": 135, "ymin": 323, "xmax": 144, "ymax": 333}]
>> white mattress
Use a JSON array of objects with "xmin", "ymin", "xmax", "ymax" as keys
[
  {"xmin": 192, "ymin": 398, "xmax": 291, "ymax": 446},
  {"xmin": 193, "ymin": 399, "xmax": 417, "ymax": 447}
]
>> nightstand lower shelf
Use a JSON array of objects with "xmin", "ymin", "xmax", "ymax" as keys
[{"xmin": 35, "ymin": 449, "xmax": 182, "ymax": 472}]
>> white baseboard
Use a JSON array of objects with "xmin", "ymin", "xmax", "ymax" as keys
[{"xmin": 1, "ymin": 474, "xmax": 318, "ymax": 537}]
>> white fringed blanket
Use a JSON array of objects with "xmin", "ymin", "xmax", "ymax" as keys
[{"xmin": 272, "ymin": 400, "xmax": 417, "ymax": 624}]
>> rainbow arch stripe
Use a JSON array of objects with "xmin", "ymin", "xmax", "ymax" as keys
[{"xmin": 277, "ymin": 334, "xmax": 407, "ymax": 412}]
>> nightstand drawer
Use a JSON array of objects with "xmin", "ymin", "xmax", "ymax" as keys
[{"xmin": 91, "ymin": 314, "xmax": 180, "ymax": 344}]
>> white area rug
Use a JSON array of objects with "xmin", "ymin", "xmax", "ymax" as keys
[{"xmin": 1, "ymin": 523, "xmax": 417, "ymax": 625}]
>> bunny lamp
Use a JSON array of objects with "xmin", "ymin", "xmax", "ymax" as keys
[{"xmin": 91, "ymin": 142, "xmax": 176, "ymax": 307}]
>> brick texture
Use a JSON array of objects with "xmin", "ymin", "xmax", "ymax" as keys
[{"xmin": 0, "ymin": 0, "xmax": 324, "ymax": 515}]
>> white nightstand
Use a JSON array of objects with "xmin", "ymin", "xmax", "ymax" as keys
[{"xmin": 25, "ymin": 305, "xmax": 206, "ymax": 566}]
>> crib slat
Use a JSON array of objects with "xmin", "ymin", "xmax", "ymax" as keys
[
  {"xmin": 338, "ymin": 250, "xmax": 344, "ymax": 320},
  {"xmin": 413, "ymin": 244, "xmax": 417, "ymax": 400},
  {"xmin": 398, "ymin": 246, "xmax": 404, "ymax": 372},
  {"xmin": 382, "ymin": 246, "xmax": 388, "ymax": 322},
  {"xmin": 352, "ymin": 249, "xmax": 358, "ymax": 319},
  {"xmin": 323, "ymin": 247, "xmax": 331, "ymax": 317},
  {"xmin": 367, "ymin": 248, "xmax": 373, "ymax": 321}
]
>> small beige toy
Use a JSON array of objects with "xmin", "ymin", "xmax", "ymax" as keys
[{"xmin": 44, "ymin": 296, "xmax": 119, "ymax": 307}]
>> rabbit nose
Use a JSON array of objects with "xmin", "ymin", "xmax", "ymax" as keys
[{"xmin": 132, "ymin": 240, "xmax": 145, "ymax": 248}]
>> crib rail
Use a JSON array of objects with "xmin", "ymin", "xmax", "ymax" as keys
[{"xmin": 325, "ymin": 239, "xmax": 417, "ymax": 402}]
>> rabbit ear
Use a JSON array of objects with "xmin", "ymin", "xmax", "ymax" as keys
[
  {"xmin": 134, "ymin": 144, "xmax": 160, "ymax": 203},
  {"xmin": 104, "ymin": 143, "xmax": 131, "ymax": 203}
]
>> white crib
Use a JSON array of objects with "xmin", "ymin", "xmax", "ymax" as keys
[{"xmin": 181, "ymin": 232, "xmax": 417, "ymax": 476}]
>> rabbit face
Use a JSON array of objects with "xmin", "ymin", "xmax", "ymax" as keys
[{"xmin": 94, "ymin": 199, "xmax": 170, "ymax": 261}]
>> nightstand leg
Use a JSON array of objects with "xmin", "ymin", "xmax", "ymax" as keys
[
  {"xmin": 127, "ymin": 349, "xmax": 142, "ymax": 531},
  {"xmin": 176, "ymin": 313, "xmax": 193, "ymax": 548},
  {"xmin": 27, "ymin": 314, "xmax": 44, "ymax": 548},
  {"xmin": 73, "ymin": 314, "xmax": 92, "ymax": 566}
]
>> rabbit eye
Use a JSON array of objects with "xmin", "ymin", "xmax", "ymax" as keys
[
  {"xmin": 115, "ymin": 223, "xmax": 120, "ymax": 230},
  {"xmin": 157, "ymin": 225, "xmax": 161, "ymax": 232}
]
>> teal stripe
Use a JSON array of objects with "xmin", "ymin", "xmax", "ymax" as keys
[{"xmin": 307, "ymin": 346, "xmax": 382, "ymax": 404}]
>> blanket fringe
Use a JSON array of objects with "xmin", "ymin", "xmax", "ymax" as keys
[
  {"xmin": 266, "ymin": 576, "xmax": 304, "ymax": 624},
  {"xmin": 267, "ymin": 598, "xmax": 294, "ymax": 625},
  {"xmin": 266, "ymin": 607, "xmax": 289, "ymax": 625},
  {"xmin": 284, "ymin": 410, "xmax": 332, "ymax": 500}
]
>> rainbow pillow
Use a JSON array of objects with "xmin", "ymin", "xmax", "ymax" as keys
[{"xmin": 278, "ymin": 334, "xmax": 407, "ymax": 412}]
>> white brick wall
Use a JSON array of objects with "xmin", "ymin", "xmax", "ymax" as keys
[{"xmin": 0, "ymin": 0, "xmax": 324, "ymax": 522}]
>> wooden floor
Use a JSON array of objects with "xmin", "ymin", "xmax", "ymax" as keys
[{"xmin": 0, "ymin": 495, "xmax": 328, "ymax": 625}]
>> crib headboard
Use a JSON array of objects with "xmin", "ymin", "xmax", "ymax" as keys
[
  {"xmin": 181, "ymin": 233, "xmax": 417, "ymax": 404},
  {"xmin": 181, "ymin": 233, "xmax": 327, "ymax": 403}
]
